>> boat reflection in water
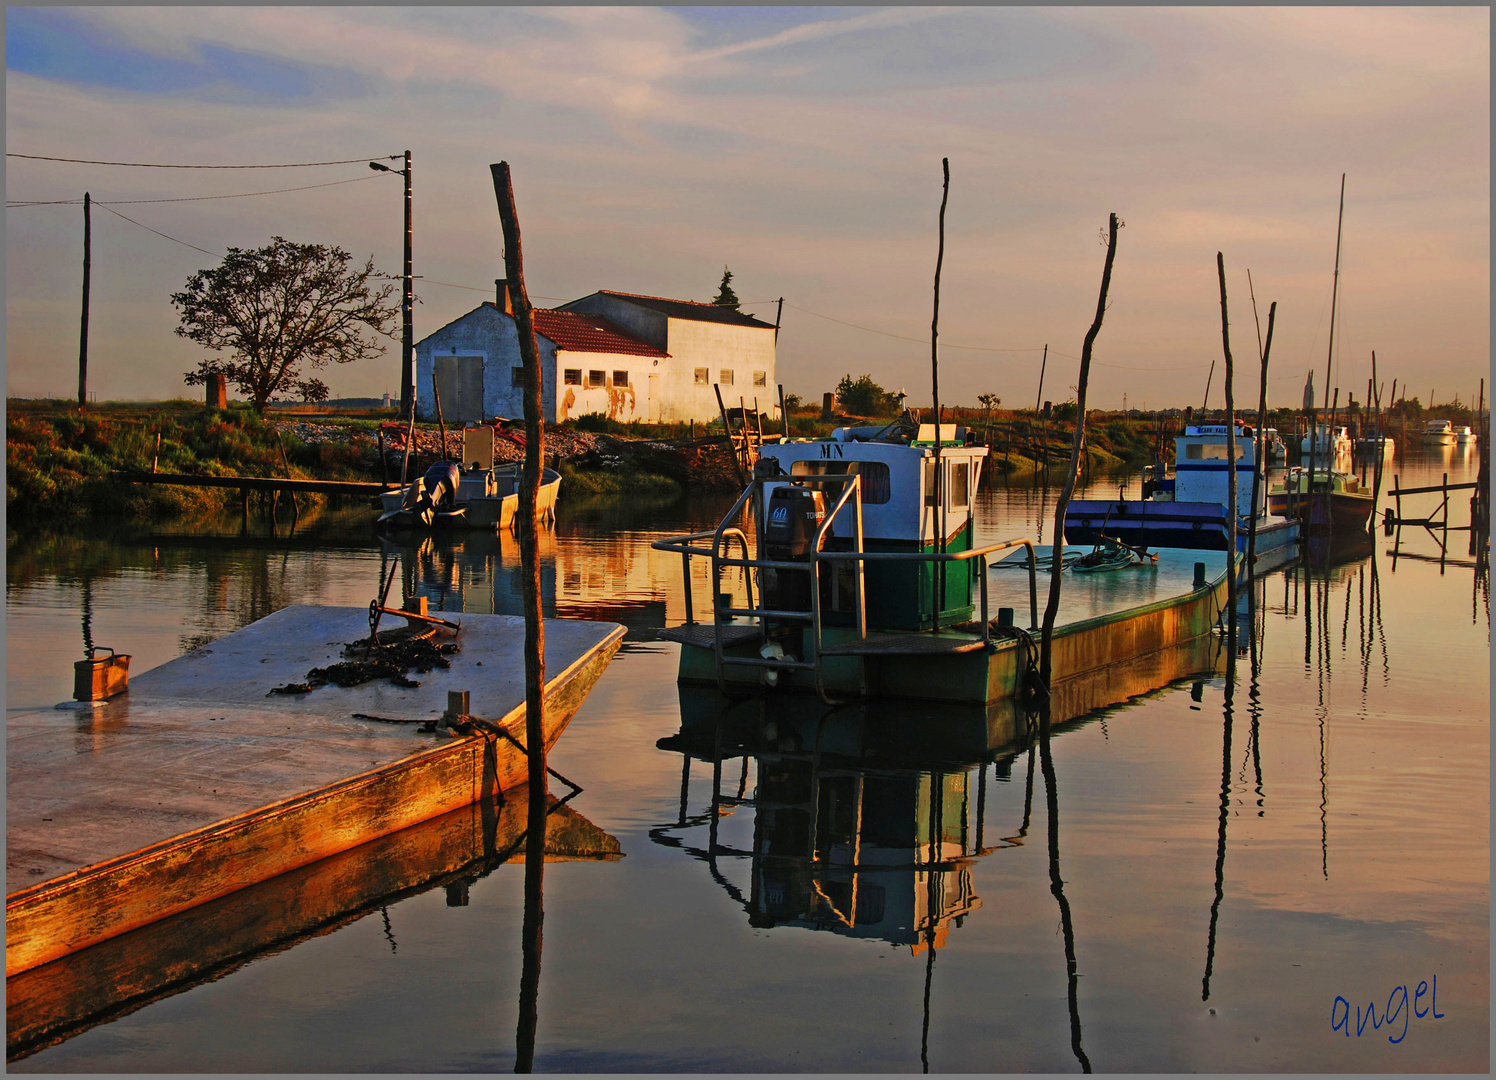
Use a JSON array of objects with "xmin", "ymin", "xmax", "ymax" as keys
[
  {"xmin": 7, "ymin": 790, "xmax": 620, "ymax": 1063},
  {"xmin": 652, "ymin": 629, "xmax": 1228, "ymax": 953}
]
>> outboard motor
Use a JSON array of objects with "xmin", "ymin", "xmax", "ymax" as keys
[
  {"xmin": 761, "ymin": 485, "xmax": 825, "ymax": 613},
  {"xmin": 414, "ymin": 461, "xmax": 461, "ymax": 526}
]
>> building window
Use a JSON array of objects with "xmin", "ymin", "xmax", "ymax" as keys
[
  {"xmin": 564, "ymin": 369, "xmax": 582, "ymax": 386},
  {"xmin": 511, "ymin": 367, "xmax": 525, "ymax": 387},
  {"xmin": 753, "ymin": 370, "xmax": 767, "ymax": 387},
  {"xmin": 694, "ymin": 368, "xmax": 709, "ymax": 385},
  {"xmin": 613, "ymin": 370, "xmax": 629, "ymax": 387},
  {"xmin": 720, "ymin": 369, "xmax": 734, "ymax": 386},
  {"xmin": 588, "ymin": 370, "xmax": 606, "ymax": 388}
]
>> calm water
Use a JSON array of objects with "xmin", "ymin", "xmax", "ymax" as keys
[{"xmin": 7, "ymin": 446, "xmax": 1488, "ymax": 1072}]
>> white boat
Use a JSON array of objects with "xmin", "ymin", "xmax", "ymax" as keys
[
  {"xmin": 1454, "ymin": 425, "xmax": 1476, "ymax": 443},
  {"xmin": 1421, "ymin": 420, "xmax": 1456, "ymax": 445},
  {"xmin": 1262, "ymin": 428, "xmax": 1288, "ymax": 463},
  {"xmin": 377, "ymin": 461, "xmax": 560, "ymax": 531},
  {"xmin": 377, "ymin": 426, "xmax": 560, "ymax": 530},
  {"xmin": 1066, "ymin": 422, "xmax": 1300, "ymax": 569},
  {"xmin": 1300, "ymin": 424, "xmax": 1351, "ymax": 458},
  {"xmin": 1354, "ymin": 433, "xmax": 1395, "ymax": 456}
]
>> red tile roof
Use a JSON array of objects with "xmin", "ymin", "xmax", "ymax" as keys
[{"xmin": 485, "ymin": 303, "xmax": 669, "ymax": 358}]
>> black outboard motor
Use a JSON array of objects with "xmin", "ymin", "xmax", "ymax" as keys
[
  {"xmin": 762, "ymin": 485, "xmax": 825, "ymax": 613},
  {"xmin": 414, "ymin": 461, "xmax": 461, "ymax": 526}
]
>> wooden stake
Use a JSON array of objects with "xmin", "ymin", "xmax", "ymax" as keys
[
  {"xmin": 931, "ymin": 158, "xmax": 950, "ymax": 628},
  {"xmin": 1217, "ymin": 253, "xmax": 1237, "ymax": 642},
  {"xmin": 489, "ymin": 161, "xmax": 547, "ymax": 1074},
  {"xmin": 1248, "ymin": 303, "xmax": 1278, "ymax": 572},
  {"xmin": 1040, "ymin": 213, "xmax": 1121, "ymax": 692},
  {"xmin": 431, "ymin": 368, "xmax": 448, "ymax": 462}
]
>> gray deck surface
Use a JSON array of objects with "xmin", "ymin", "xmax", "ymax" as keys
[{"xmin": 7, "ymin": 606, "xmax": 622, "ymax": 890}]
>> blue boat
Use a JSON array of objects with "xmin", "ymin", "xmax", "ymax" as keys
[{"xmin": 1064, "ymin": 422, "xmax": 1299, "ymax": 572}]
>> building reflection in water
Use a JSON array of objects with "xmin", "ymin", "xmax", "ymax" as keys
[{"xmin": 384, "ymin": 531, "xmax": 670, "ymax": 642}]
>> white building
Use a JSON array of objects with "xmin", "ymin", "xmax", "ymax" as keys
[{"xmin": 413, "ymin": 284, "xmax": 778, "ymax": 425}]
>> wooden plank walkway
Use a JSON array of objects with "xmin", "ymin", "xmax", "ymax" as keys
[
  {"xmin": 117, "ymin": 470, "xmax": 399, "ymax": 497},
  {"xmin": 6, "ymin": 606, "xmax": 623, "ymax": 977}
]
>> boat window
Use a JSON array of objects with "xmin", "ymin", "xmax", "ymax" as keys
[
  {"xmin": 789, "ymin": 460, "xmax": 891, "ymax": 504},
  {"xmin": 1184, "ymin": 443, "xmax": 1245, "ymax": 460},
  {"xmin": 950, "ymin": 462, "xmax": 969, "ymax": 508}
]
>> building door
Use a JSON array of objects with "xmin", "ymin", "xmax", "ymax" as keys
[
  {"xmin": 648, "ymin": 374, "xmax": 660, "ymax": 422},
  {"xmin": 434, "ymin": 355, "xmax": 486, "ymax": 422}
]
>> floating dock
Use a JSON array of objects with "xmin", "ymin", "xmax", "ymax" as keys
[{"xmin": 6, "ymin": 606, "xmax": 624, "ymax": 981}]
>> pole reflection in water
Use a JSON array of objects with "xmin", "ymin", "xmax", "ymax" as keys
[
  {"xmin": 1037, "ymin": 704, "xmax": 1091, "ymax": 1074},
  {"xmin": 1202, "ymin": 563, "xmax": 1239, "ymax": 1003},
  {"xmin": 514, "ymin": 774, "xmax": 546, "ymax": 1073}
]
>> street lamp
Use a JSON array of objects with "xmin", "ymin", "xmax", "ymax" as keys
[{"xmin": 371, "ymin": 152, "xmax": 413, "ymax": 418}]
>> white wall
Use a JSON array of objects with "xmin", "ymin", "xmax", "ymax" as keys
[
  {"xmin": 554, "ymin": 351, "xmax": 664, "ymax": 423},
  {"xmin": 414, "ymin": 304, "xmax": 557, "ymax": 423},
  {"xmin": 657, "ymin": 317, "xmax": 777, "ymax": 423}
]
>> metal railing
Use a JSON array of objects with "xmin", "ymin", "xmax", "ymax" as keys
[{"xmin": 651, "ymin": 472, "xmax": 1040, "ymax": 702}]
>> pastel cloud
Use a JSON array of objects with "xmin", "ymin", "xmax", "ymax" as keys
[{"xmin": 5, "ymin": 7, "xmax": 1487, "ymax": 409}]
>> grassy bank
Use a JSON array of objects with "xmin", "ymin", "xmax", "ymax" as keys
[{"xmin": 7, "ymin": 400, "xmax": 376, "ymax": 529}]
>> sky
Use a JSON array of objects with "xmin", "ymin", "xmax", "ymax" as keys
[{"xmin": 5, "ymin": 6, "xmax": 1489, "ymax": 411}]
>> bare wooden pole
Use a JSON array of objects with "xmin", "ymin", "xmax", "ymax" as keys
[
  {"xmin": 1040, "ymin": 212, "xmax": 1121, "ymax": 692},
  {"xmin": 778, "ymin": 383, "xmax": 789, "ymax": 438},
  {"xmin": 930, "ymin": 158, "xmax": 951, "ymax": 628},
  {"xmin": 1217, "ymin": 253, "xmax": 1238, "ymax": 643},
  {"xmin": 714, "ymin": 384, "xmax": 745, "ymax": 486},
  {"xmin": 490, "ymin": 161, "xmax": 547, "ymax": 1074},
  {"xmin": 78, "ymin": 193, "xmax": 91, "ymax": 408},
  {"xmin": 1248, "ymin": 303, "xmax": 1277, "ymax": 574},
  {"xmin": 431, "ymin": 369, "xmax": 448, "ymax": 461},
  {"xmin": 1032, "ymin": 344, "xmax": 1048, "ymax": 467}
]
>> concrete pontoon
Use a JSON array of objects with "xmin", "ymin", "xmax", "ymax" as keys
[{"xmin": 6, "ymin": 606, "xmax": 623, "ymax": 979}]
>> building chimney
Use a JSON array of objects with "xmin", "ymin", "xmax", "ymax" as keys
[{"xmin": 495, "ymin": 279, "xmax": 513, "ymax": 316}]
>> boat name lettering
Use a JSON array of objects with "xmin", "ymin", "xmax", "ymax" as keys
[
  {"xmin": 1330, "ymin": 976, "xmax": 1443, "ymax": 1044},
  {"xmin": 819, "ymin": 443, "xmax": 845, "ymax": 459}
]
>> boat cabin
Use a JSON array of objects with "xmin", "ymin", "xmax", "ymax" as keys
[
  {"xmin": 1172, "ymin": 423, "xmax": 1263, "ymax": 516},
  {"xmin": 756, "ymin": 426, "xmax": 989, "ymax": 631}
]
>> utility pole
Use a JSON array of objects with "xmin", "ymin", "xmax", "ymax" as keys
[
  {"xmin": 78, "ymin": 192, "xmax": 91, "ymax": 408},
  {"xmin": 774, "ymin": 297, "xmax": 784, "ymax": 343},
  {"xmin": 372, "ymin": 153, "xmax": 414, "ymax": 417},
  {"xmin": 401, "ymin": 151, "xmax": 413, "ymax": 419}
]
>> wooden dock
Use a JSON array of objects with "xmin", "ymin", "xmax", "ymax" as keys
[
  {"xmin": 6, "ymin": 606, "xmax": 624, "ymax": 979},
  {"xmin": 117, "ymin": 469, "xmax": 398, "ymax": 498},
  {"xmin": 8, "ymin": 793, "xmax": 620, "ymax": 1061}
]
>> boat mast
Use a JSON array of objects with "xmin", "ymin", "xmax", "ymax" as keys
[{"xmin": 1307, "ymin": 173, "xmax": 1345, "ymax": 517}]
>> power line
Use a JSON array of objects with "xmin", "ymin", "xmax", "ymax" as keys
[
  {"xmin": 7, "ymin": 152, "xmax": 400, "ymax": 169},
  {"xmin": 7, "ymin": 173, "xmax": 394, "ymax": 209},
  {"xmin": 95, "ymin": 203, "xmax": 220, "ymax": 257}
]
